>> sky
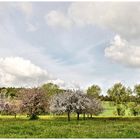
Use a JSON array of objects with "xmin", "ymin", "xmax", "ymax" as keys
[{"xmin": 0, "ymin": 2, "xmax": 140, "ymax": 94}]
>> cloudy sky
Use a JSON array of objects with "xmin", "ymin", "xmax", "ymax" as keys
[{"xmin": 0, "ymin": 2, "xmax": 140, "ymax": 94}]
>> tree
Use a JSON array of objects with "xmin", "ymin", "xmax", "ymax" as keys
[
  {"xmin": 73, "ymin": 90, "xmax": 91, "ymax": 120},
  {"xmin": 20, "ymin": 88, "xmax": 47, "ymax": 120},
  {"xmin": 86, "ymin": 96, "xmax": 103, "ymax": 118},
  {"xmin": 128, "ymin": 102, "xmax": 139, "ymax": 116},
  {"xmin": 107, "ymin": 83, "xmax": 132, "ymax": 116},
  {"xmin": 6, "ymin": 87, "xmax": 21, "ymax": 98},
  {"xmin": 49, "ymin": 90, "xmax": 103, "ymax": 121},
  {"xmin": 0, "ymin": 90, "xmax": 7, "ymax": 114},
  {"xmin": 87, "ymin": 85, "xmax": 101, "ymax": 98},
  {"xmin": 0, "ymin": 90, "xmax": 21, "ymax": 118},
  {"xmin": 134, "ymin": 84, "xmax": 140, "ymax": 96},
  {"xmin": 1, "ymin": 100, "xmax": 21, "ymax": 118},
  {"xmin": 41, "ymin": 83, "xmax": 63, "ymax": 97},
  {"xmin": 49, "ymin": 91, "xmax": 72, "ymax": 121},
  {"xmin": 134, "ymin": 84, "xmax": 140, "ymax": 103}
]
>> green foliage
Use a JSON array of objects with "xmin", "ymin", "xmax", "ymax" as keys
[
  {"xmin": 116, "ymin": 105, "xmax": 125, "ymax": 116},
  {"xmin": 134, "ymin": 84, "xmax": 140, "ymax": 103},
  {"xmin": 107, "ymin": 83, "xmax": 132, "ymax": 116},
  {"xmin": 87, "ymin": 85, "xmax": 101, "ymax": 98},
  {"xmin": 107, "ymin": 83, "xmax": 132, "ymax": 105},
  {"xmin": 41, "ymin": 83, "xmax": 63, "ymax": 97},
  {"xmin": 134, "ymin": 84, "xmax": 140, "ymax": 97},
  {"xmin": 128, "ymin": 102, "xmax": 140, "ymax": 116},
  {"xmin": 0, "ymin": 87, "xmax": 22, "ymax": 99}
]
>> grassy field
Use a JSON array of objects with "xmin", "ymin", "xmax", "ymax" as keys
[
  {"xmin": 1, "ymin": 116, "xmax": 140, "ymax": 138},
  {"xmin": 100, "ymin": 101, "xmax": 116, "ymax": 116}
]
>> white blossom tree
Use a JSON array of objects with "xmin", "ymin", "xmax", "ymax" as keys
[
  {"xmin": 49, "ymin": 90, "xmax": 103, "ymax": 121},
  {"xmin": 49, "ymin": 91, "xmax": 75, "ymax": 121}
]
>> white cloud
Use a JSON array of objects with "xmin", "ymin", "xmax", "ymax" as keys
[
  {"xmin": 69, "ymin": 2, "xmax": 140, "ymax": 40},
  {"xmin": 0, "ymin": 56, "xmax": 82, "ymax": 89},
  {"xmin": 105, "ymin": 35, "xmax": 140, "ymax": 68},
  {"xmin": 46, "ymin": 2, "xmax": 140, "ymax": 40},
  {"xmin": 0, "ymin": 57, "xmax": 50, "ymax": 87},
  {"xmin": 45, "ymin": 2, "xmax": 140, "ymax": 69},
  {"xmin": 45, "ymin": 10, "xmax": 73, "ymax": 29},
  {"xmin": 0, "ymin": 13, "xmax": 82, "ymax": 88}
]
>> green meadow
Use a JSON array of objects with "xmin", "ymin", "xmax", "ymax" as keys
[{"xmin": 1, "ymin": 116, "xmax": 140, "ymax": 138}]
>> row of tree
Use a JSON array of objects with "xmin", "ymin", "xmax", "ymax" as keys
[
  {"xmin": 1, "ymin": 82, "xmax": 140, "ymax": 119},
  {"xmin": 0, "ymin": 88, "xmax": 103, "ymax": 120}
]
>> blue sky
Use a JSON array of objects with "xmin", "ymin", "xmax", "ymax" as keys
[{"xmin": 0, "ymin": 2, "xmax": 140, "ymax": 94}]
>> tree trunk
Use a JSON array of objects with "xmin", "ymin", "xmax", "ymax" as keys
[
  {"xmin": 30, "ymin": 114, "xmax": 38, "ymax": 120},
  {"xmin": 90, "ymin": 114, "xmax": 92, "ymax": 118},
  {"xmin": 77, "ymin": 113, "xmax": 80, "ymax": 120},
  {"xmin": 14, "ymin": 113, "xmax": 16, "ymax": 119},
  {"xmin": 83, "ymin": 113, "xmax": 85, "ymax": 120},
  {"xmin": 117, "ymin": 108, "xmax": 121, "ymax": 116},
  {"xmin": 67, "ymin": 112, "xmax": 70, "ymax": 121}
]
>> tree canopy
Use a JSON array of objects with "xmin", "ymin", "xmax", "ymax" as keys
[{"xmin": 87, "ymin": 85, "xmax": 101, "ymax": 98}]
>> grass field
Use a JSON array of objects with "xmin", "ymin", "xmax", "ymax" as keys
[
  {"xmin": 0, "ymin": 101, "xmax": 138, "ymax": 138},
  {"xmin": 1, "ymin": 116, "xmax": 140, "ymax": 138}
]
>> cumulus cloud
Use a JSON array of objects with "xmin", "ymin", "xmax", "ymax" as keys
[
  {"xmin": 0, "ymin": 57, "xmax": 80, "ymax": 89},
  {"xmin": 105, "ymin": 35, "xmax": 140, "ymax": 68},
  {"xmin": 0, "ymin": 57, "xmax": 50, "ymax": 87}
]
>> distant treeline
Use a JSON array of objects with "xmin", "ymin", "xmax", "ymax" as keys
[{"xmin": 0, "ymin": 83, "xmax": 139, "ymax": 102}]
